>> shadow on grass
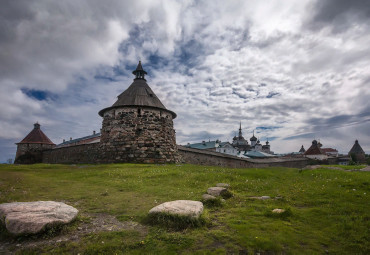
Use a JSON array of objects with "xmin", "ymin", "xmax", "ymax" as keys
[
  {"xmin": 202, "ymin": 198, "xmax": 223, "ymax": 208},
  {"xmin": 142, "ymin": 212, "xmax": 209, "ymax": 231}
]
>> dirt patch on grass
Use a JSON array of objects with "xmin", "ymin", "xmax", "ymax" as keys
[{"xmin": 0, "ymin": 213, "xmax": 148, "ymax": 254}]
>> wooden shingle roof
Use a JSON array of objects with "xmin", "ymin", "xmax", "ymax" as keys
[
  {"xmin": 17, "ymin": 123, "xmax": 55, "ymax": 145},
  {"xmin": 304, "ymin": 140, "xmax": 325, "ymax": 155},
  {"xmin": 349, "ymin": 140, "xmax": 365, "ymax": 155},
  {"xmin": 99, "ymin": 62, "xmax": 176, "ymax": 118}
]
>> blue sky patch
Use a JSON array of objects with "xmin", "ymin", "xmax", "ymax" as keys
[
  {"xmin": 21, "ymin": 88, "xmax": 52, "ymax": 101},
  {"xmin": 256, "ymin": 126, "xmax": 281, "ymax": 130},
  {"xmin": 266, "ymin": 92, "xmax": 280, "ymax": 98}
]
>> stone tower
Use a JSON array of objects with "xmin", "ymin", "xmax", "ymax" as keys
[
  {"xmin": 348, "ymin": 140, "xmax": 366, "ymax": 163},
  {"xmin": 14, "ymin": 123, "xmax": 55, "ymax": 164},
  {"xmin": 98, "ymin": 61, "xmax": 180, "ymax": 163}
]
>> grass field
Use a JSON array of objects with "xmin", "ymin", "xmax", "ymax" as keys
[{"xmin": 0, "ymin": 163, "xmax": 369, "ymax": 254}]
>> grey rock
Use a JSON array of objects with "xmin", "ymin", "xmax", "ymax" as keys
[
  {"xmin": 325, "ymin": 167, "xmax": 342, "ymax": 170},
  {"xmin": 149, "ymin": 200, "xmax": 203, "ymax": 219},
  {"xmin": 359, "ymin": 166, "xmax": 370, "ymax": 171},
  {"xmin": 303, "ymin": 165, "xmax": 322, "ymax": 170},
  {"xmin": 0, "ymin": 201, "xmax": 78, "ymax": 235},
  {"xmin": 249, "ymin": 196, "xmax": 271, "ymax": 200},
  {"xmin": 202, "ymin": 194, "xmax": 217, "ymax": 201},
  {"xmin": 216, "ymin": 183, "xmax": 230, "ymax": 188},
  {"xmin": 207, "ymin": 187, "xmax": 227, "ymax": 197},
  {"xmin": 272, "ymin": 208, "xmax": 285, "ymax": 213}
]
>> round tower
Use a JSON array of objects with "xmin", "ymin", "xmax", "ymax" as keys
[{"xmin": 98, "ymin": 61, "xmax": 180, "ymax": 163}]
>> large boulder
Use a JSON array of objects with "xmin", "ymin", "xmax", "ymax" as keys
[
  {"xmin": 0, "ymin": 201, "xmax": 78, "ymax": 235},
  {"xmin": 149, "ymin": 200, "xmax": 203, "ymax": 219}
]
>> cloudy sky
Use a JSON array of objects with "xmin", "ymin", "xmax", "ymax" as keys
[{"xmin": 1, "ymin": 0, "xmax": 369, "ymax": 162}]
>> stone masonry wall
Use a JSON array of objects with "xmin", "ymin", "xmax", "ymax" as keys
[
  {"xmin": 178, "ymin": 146, "xmax": 310, "ymax": 168},
  {"xmin": 42, "ymin": 143, "xmax": 313, "ymax": 168},
  {"xmin": 42, "ymin": 143, "xmax": 100, "ymax": 164},
  {"xmin": 99, "ymin": 106, "xmax": 180, "ymax": 163},
  {"xmin": 15, "ymin": 143, "xmax": 54, "ymax": 164}
]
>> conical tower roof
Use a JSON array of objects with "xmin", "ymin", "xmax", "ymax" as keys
[
  {"xmin": 99, "ymin": 61, "xmax": 176, "ymax": 118},
  {"xmin": 349, "ymin": 140, "xmax": 365, "ymax": 155},
  {"xmin": 304, "ymin": 140, "xmax": 325, "ymax": 155},
  {"xmin": 17, "ymin": 123, "xmax": 55, "ymax": 145}
]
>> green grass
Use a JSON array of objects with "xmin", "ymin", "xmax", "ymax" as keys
[{"xmin": 0, "ymin": 163, "xmax": 369, "ymax": 254}]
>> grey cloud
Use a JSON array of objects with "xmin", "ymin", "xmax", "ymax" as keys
[
  {"xmin": 1, "ymin": 1, "xmax": 370, "ymax": 161},
  {"xmin": 307, "ymin": 112, "xmax": 370, "ymax": 131},
  {"xmin": 305, "ymin": 0, "xmax": 370, "ymax": 33}
]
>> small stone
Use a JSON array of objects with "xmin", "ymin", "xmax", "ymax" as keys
[
  {"xmin": 149, "ymin": 200, "xmax": 203, "ymax": 219},
  {"xmin": 202, "ymin": 194, "xmax": 217, "ymax": 201},
  {"xmin": 216, "ymin": 183, "xmax": 230, "ymax": 188},
  {"xmin": 360, "ymin": 166, "xmax": 370, "ymax": 172},
  {"xmin": 303, "ymin": 165, "xmax": 321, "ymax": 170},
  {"xmin": 272, "ymin": 209, "xmax": 285, "ymax": 213},
  {"xmin": 207, "ymin": 187, "xmax": 227, "ymax": 197},
  {"xmin": 261, "ymin": 196, "xmax": 271, "ymax": 200},
  {"xmin": 249, "ymin": 196, "xmax": 270, "ymax": 200}
]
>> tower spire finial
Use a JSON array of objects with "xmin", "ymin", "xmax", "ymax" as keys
[{"xmin": 132, "ymin": 61, "xmax": 147, "ymax": 80}]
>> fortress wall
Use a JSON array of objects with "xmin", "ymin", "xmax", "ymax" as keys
[
  {"xmin": 178, "ymin": 146, "xmax": 310, "ymax": 168},
  {"xmin": 42, "ymin": 143, "xmax": 100, "ymax": 164},
  {"xmin": 42, "ymin": 143, "xmax": 310, "ymax": 168}
]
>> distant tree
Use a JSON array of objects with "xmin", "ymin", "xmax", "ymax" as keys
[
  {"xmin": 7, "ymin": 158, "xmax": 13, "ymax": 164},
  {"xmin": 350, "ymin": 153, "xmax": 358, "ymax": 164}
]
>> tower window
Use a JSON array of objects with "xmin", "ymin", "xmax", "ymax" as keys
[{"xmin": 138, "ymin": 108, "xmax": 141, "ymax": 115}]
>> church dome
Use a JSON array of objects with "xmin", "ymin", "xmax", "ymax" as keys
[{"xmin": 250, "ymin": 135, "xmax": 257, "ymax": 141}]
